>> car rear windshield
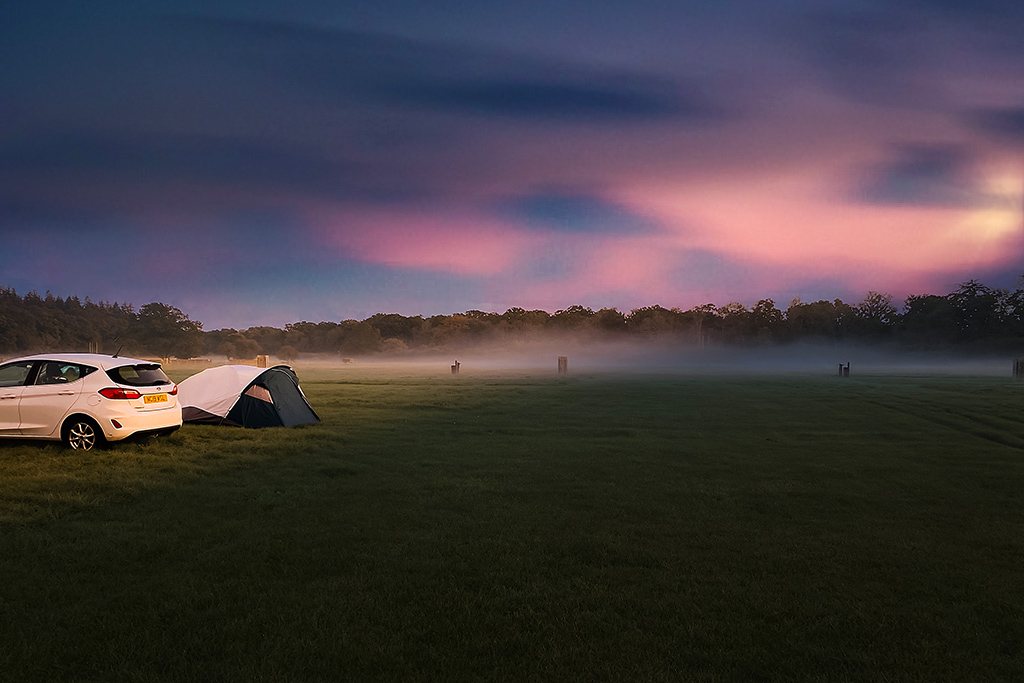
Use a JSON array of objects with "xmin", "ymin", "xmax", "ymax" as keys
[{"xmin": 106, "ymin": 364, "xmax": 172, "ymax": 387}]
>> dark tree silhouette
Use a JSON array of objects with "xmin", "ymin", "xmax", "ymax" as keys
[{"xmin": 5, "ymin": 277, "xmax": 1024, "ymax": 358}]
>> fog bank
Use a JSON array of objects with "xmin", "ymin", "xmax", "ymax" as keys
[{"xmin": 288, "ymin": 341, "xmax": 1021, "ymax": 377}]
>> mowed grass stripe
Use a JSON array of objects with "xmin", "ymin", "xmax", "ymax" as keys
[
  {"xmin": 854, "ymin": 380, "xmax": 1024, "ymax": 451},
  {"xmin": 1, "ymin": 372, "xmax": 1023, "ymax": 681}
]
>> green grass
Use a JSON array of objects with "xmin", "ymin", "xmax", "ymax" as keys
[{"xmin": 2, "ymin": 368, "xmax": 1023, "ymax": 681}]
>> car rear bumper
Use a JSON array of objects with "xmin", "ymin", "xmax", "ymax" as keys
[{"xmin": 99, "ymin": 408, "xmax": 183, "ymax": 441}]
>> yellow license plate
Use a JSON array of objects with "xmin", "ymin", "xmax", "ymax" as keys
[{"xmin": 144, "ymin": 394, "xmax": 168, "ymax": 404}]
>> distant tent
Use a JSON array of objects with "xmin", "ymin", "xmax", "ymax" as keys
[{"xmin": 177, "ymin": 365, "xmax": 319, "ymax": 428}]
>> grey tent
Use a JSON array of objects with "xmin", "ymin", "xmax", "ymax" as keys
[{"xmin": 177, "ymin": 365, "xmax": 319, "ymax": 428}]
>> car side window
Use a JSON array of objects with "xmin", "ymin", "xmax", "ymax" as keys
[
  {"xmin": 35, "ymin": 362, "xmax": 68, "ymax": 385},
  {"xmin": 0, "ymin": 361, "xmax": 35, "ymax": 387},
  {"xmin": 35, "ymin": 362, "xmax": 91, "ymax": 385}
]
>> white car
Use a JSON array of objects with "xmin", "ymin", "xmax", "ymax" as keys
[{"xmin": 0, "ymin": 353, "xmax": 182, "ymax": 451}]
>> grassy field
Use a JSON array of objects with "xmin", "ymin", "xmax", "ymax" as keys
[{"xmin": 1, "ymin": 366, "xmax": 1023, "ymax": 681}]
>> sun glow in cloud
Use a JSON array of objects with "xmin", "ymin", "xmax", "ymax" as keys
[
  {"xmin": 617, "ymin": 168, "xmax": 1024, "ymax": 288},
  {"xmin": 952, "ymin": 172, "xmax": 1024, "ymax": 245}
]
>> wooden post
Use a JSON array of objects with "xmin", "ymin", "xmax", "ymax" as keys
[
  {"xmin": 256, "ymin": 354, "xmax": 269, "ymax": 368},
  {"xmin": 839, "ymin": 362, "xmax": 850, "ymax": 377},
  {"xmin": 1014, "ymin": 359, "xmax": 1024, "ymax": 379},
  {"xmin": 451, "ymin": 360, "xmax": 460, "ymax": 375},
  {"xmin": 557, "ymin": 356, "xmax": 568, "ymax": 374}
]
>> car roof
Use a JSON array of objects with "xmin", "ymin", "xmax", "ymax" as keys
[{"xmin": 1, "ymin": 353, "xmax": 163, "ymax": 370}]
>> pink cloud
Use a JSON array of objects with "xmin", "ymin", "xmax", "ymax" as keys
[
  {"xmin": 617, "ymin": 169, "xmax": 1024, "ymax": 286},
  {"xmin": 309, "ymin": 207, "xmax": 546, "ymax": 276}
]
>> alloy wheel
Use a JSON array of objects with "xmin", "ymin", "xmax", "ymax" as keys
[{"xmin": 67, "ymin": 421, "xmax": 97, "ymax": 451}]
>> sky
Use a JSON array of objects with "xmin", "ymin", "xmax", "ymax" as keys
[{"xmin": 2, "ymin": 0, "xmax": 1023, "ymax": 329}]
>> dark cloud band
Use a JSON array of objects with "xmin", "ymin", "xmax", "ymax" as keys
[
  {"xmin": 496, "ymin": 190, "xmax": 660, "ymax": 234},
  {"xmin": 170, "ymin": 15, "xmax": 726, "ymax": 125},
  {"xmin": 849, "ymin": 144, "xmax": 1005, "ymax": 208},
  {"xmin": 968, "ymin": 107, "xmax": 1024, "ymax": 142}
]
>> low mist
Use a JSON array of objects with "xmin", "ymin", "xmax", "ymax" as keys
[{"xmin": 286, "ymin": 339, "xmax": 1019, "ymax": 378}]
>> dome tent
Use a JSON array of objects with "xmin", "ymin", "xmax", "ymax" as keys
[{"xmin": 177, "ymin": 365, "xmax": 319, "ymax": 428}]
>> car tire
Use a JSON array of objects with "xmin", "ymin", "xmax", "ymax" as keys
[{"xmin": 62, "ymin": 417, "xmax": 104, "ymax": 452}]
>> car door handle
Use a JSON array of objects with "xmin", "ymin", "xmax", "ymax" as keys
[
  {"xmin": 57, "ymin": 391, "xmax": 76, "ymax": 396},
  {"xmin": 0, "ymin": 394, "xmax": 16, "ymax": 400}
]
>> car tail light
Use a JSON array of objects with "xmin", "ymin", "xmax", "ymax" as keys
[
  {"xmin": 99, "ymin": 387, "xmax": 142, "ymax": 400},
  {"xmin": 169, "ymin": 384, "xmax": 178, "ymax": 396}
]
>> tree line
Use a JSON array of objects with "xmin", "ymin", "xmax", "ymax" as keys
[
  {"xmin": 0, "ymin": 287, "xmax": 202, "ymax": 358},
  {"xmin": 2, "ymin": 279, "xmax": 1024, "ymax": 359}
]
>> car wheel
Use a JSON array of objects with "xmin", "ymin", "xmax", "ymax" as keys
[{"xmin": 63, "ymin": 418, "xmax": 102, "ymax": 451}]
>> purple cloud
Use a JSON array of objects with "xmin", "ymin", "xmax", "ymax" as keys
[
  {"xmin": 495, "ymin": 190, "xmax": 661, "ymax": 234},
  {"xmin": 849, "ymin": 145, "xmax": 999, "ymax": 208}
]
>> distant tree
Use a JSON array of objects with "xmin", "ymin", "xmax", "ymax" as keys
[
  {"xmin": 501, "ymin": 308, "xmax": 550, "ymax": 336},
  {"xmin": 458, "ymin": 312, "xmax": 495, "ymax": 342},
  {"xmin": 379, "ymin": 337, "xmax": 409, "ymax": 354},
  {"xmin": 365, "ymin": 313, "xmax": 425, "ymax": 344},
  {"xmin": 464, "ymin": 309, "xmax": 500, "ymax": 322},
  {"xmin": 627, "ymin": 305, "xmax": 683, "ymax": 335},
  {"xmin": 855, "ymin": 291, "xmax": 898, "ymax": 338},
  {"xmin": 339, "ymin": 321, "xmax": 381, "ymax": 355},
  {"xmin": 751, "ymin": 299, "xmax": 783, "ymax": 343},
  {"xmin": 947, "ymin": 280, "xmax": 1003, "ymax": 343},
  {"xmin": 899, "ymin": 294, "xmax": 957, "ymax": 346},
  {"xmin": 0, "ymin": 286, "xmax": 33, "ymax": 352},
  {"xmin": 219, "ymin": 332, "xmax": 260, "ymax": 360},
  {"xmin": 204, "ymin": 328, "xmax": 236, "ymax": 356},
  {"xmin": 593, "ymin": 307, "xmax": 627, "ymax": 333},
  {"xmin": 681, "ymin": 304, "xmax": 718, "ymax": 346},
  {"xmin": 548, "ymin": 305, "xmax": 595, "ymax": 332},
  {"xmin": 276, "ymin": 345, "xmax": 299, "ymax": 362},
  {"xmin": 283, "ymin": 321, "xmax": 344, "ymax": 353},
  {"xmin": 786, "ymin": 299, "xmax": 854, "ymax": 342},
  {"xmin": 244, "ymin": 326, "xmax": 288, "ymax": 354},
  {"xmin": 998, "ymin": 281, "xmax": 1024, "ymax": 339},
  {"xmin": 426, "ymin": 314, "xmax": 473, "ymax": 347},
  {"xmin": 136, "ymin": 302, "xmax": 203, "ymax": 358},
  {"xmin": 716, "ymin": 302, "xmax": 751, "ymax": 342}
]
